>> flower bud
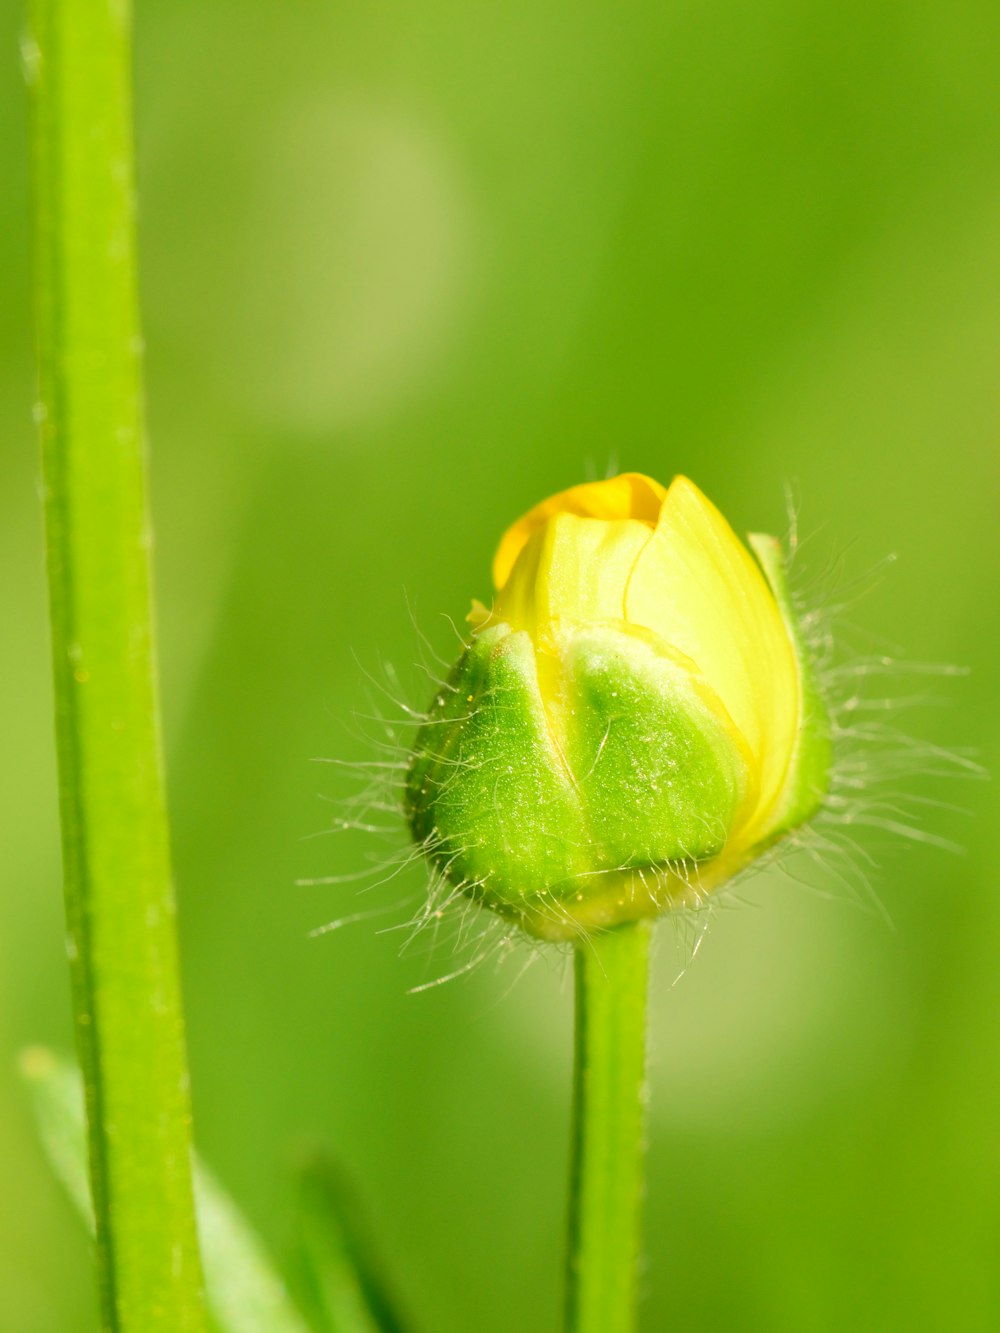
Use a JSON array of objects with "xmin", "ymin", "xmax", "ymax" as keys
[{"xmin": 405, "ymin": 474, "xmax": 830, "ymax": 940}]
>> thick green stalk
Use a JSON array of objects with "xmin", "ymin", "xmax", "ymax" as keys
[
  {"xmin": 566, "ymin": 921, "xmax": 651, "ymax": 1333},
  {"xmin": 26, "ymin": 2, "xmax": 207, "ymax": 1328}
]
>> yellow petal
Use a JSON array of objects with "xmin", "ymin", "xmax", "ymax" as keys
[
  {"xmin": 495, "ymin": 511, "xmax": 651, "ymax": 640},
  {"xmin": 493, "ymin": 473, "xmax": 667, "ymax": 591},
  {"xmin": 624, "ymin": 476, "xmax": 799, "ymax": 842}
]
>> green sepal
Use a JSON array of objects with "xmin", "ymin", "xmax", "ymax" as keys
[
  {"xmin": 406, "ymin": 622, "xmax": 752, "ymax": 937},
  {"xmin": 562, "ymin": 626, "xmax": 749, "ymax": 869},
  {"xmin": 405, "ymin": 624, "xmax": 585, "ymax": 922}
]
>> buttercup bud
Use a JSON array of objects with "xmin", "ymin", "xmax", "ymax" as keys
[{"xmin": 406, "ymin": 474, "xmax": 831, "ymax": 940}]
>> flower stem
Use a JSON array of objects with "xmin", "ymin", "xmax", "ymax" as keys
[
  {"xmin": 26, "ymin": 1, "xmax": 207, "ymax": 1328},
  {"xmin": 566, "ymin": 920, "xmax": 651, "ymax": 1333}
]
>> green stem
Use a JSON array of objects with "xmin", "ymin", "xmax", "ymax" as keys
[
  {"xmin": 566, "ymin": 921, "xmax": 651, "ymax": 1333},
  {"xmin": 26, "ymin": 2, "xmax": 207, "ymax": 1329}
]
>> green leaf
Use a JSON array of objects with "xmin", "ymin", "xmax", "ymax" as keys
[
  {"xmin": 292, "ymin": 1153, "xmax": 410, "ymax": 1333},
  {"xmin": 21, "ymin": 1050, "xmax": 310, "ymax": 1333}
]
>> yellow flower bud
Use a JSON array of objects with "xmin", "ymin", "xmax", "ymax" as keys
[{"xmin": 406, "ymin": 473, "xmax": 830, "ymax": 940}]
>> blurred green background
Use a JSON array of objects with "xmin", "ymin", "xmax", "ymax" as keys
[{"xmin": 3, "ymin": 1, "xmax": 1000, "ymax": 1328}]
